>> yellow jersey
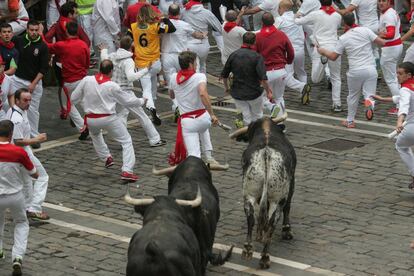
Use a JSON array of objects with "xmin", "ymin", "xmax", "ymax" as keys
[{"xmin": 131, "ymin": 22, "xmax": 169, "ymax": 68}]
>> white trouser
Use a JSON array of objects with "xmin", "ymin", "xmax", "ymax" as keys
[
  {"xmin": 212, "ymin": 31, "xmax": 223, "ymax": 53},
  {"xmin": 116, "ymin": 89, "xmax": 161, "ymax": 145},
  {"xmin": 181, "ymin": 112, "xmax": 213, "ymax": 158},
  {"xmin": 139, "ymin": 60, "xmax": 162, "ymax": 110},
  {"xmin": 286, "ymin": 46, "xmax": 306, "ymax": 93},
  {"xmin": 94, "ymin": 30, "xmax": 116, "ymax": 54},
  {"xmin": 0, "ymin": 191, "xmax": 29, "ymax": 261},
  {"xmin": 403, "ymin": 43, "xmax": 414, "ymax": 63},
  {"xmin": 47, "ymin": 5, "xmax": 60, "ymax": 29},
  {"xmin": 161, "ymin": 53, "xmax": 180, "ymax": 109},
  {"xmin": 88, "ymin": 115, "xmax": 135, "ymax": 173},
  {"xmin": 78, "ymin": 14, "xmax": 94, "ymax": 50},
  {"xmin": 264, "ymin": 68, "xmax": 287, "ymax": 117},
  {"xmin": 64, "ymin": 80, "xmax": 84, "ymax": 131},
  {"xmin": 396, "ymin": 120, "xmax": 414, "ymax": 177},
  {"xmin": 346, "ymin": 67, "xmax": 377, "ymax": 122},
  {"xmin": 10, "ymin": 20, "xmax": 27, "ymax": 36},
  {"xmin": 252, "ymin": 11, "xmax": 264, "ymax": 31},
  {"xmin": 311, "ymin": 45, "xmax": 341, "ymax": 106},
  {"xmin": 293, "ymin": 46, "xmax": 307, "ymax": 83},
  {"xmin": 187, "ymin": 39, "xmax": 210, "ymax": 74},
  {"xmin": 381, "ymin": 44, "xmax": 403, "ymax": 97},
  {"xmin": 12, "ymin": 76, "xmax": 43, "ymax": 137},
  {"xmin": 234, "ymin": 96, "xmax": 263, "ymax": 125},
  {"xmin": 24, "ymin": 147, "xmax": 48, "ymax": 213}
]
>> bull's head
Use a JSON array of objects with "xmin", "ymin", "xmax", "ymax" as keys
[
  {"xmin": 152, "ymin": 162, "xmax": 229, "ymax": 176},
  {"xmin": 124, "ymin": 185, "xmax": 202, "ymax": 208},
  {"xmin": 228, "ymin": 112, "xmax": 288, "ymax": 139}
]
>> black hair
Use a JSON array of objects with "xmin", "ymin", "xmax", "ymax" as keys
[
  {"xmin": 168, "ymin": 4, "xmax": 180, "ymax": 16},
  {"xmin": 320, "ymin": 0, "xmax": 332, "ymax": 6},
  {"xmin": 243, "ymin": 32, "xmax": 256, "ymax": 45},
  {"xmin": 27, "ymin": 19, "xmax": 40, "ymax": 28},
  {"xmin": 399, "ymin": 62, "xmax": 414, "ymax": 76},
  {"xmin": 0, "ymin": 120, "xmax": 13, "ymax": 137},
  {"xmin": 100, "ymin": 60, "xmax": 114, "ymax": 75},
  {"xmin": 0, "ymin": 23, "xmax": 12, "ymax": 32},
  {"xmin": 15, "ymin": 88, "xmax": 30, "ymax": 100},
  {"xmin": 60, "ymin": 2, "xmax": 78, "ymax": 17},
  {"xmin": 262, "ymin": 12, "xmax": 274, "ymax": 26},
  {"xmin": 178, "ymin": 51, "xmax": 197, "ymax": 70},
  {"xmin": 66, "ymin": 21, "xmax": 78, "ymax": 36},
  {"xmin": 342, "ymin": 13, "xmax": 355, "ymax": 26}
]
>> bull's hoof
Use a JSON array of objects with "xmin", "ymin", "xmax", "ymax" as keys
[
  {"xmin": 259, "ymin": 255, "xmax": 270, "ymax": 269},
  {"xmin": 281, "ymin": 225, "xmax": 293, "ymax": 240},
  {"xmin": 241, "ymin": 243, "xmax": 253, "ymax": 260}
]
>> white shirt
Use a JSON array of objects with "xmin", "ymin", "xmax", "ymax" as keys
[
  {"xmin": 334, "ymin": 26, "xmax": 377, "ymax": 71},
  {"xmin": 92, "ymin": 0, "xmax": 120, "ymax": 37},
  {"xmin": 0, "ymin": 142, "xmax": 36, "ymax": 195},
  {"xmin": 48, "ymin": 0, "xmax": 66, "ymax": 9},
  {"xmin": 258, "ymin": 0, "xmax": 280, "ymax": 18},
  {"xmin": 161, "ymin": 19, "xmax": 195, "ymax": 53},
  {"xmin": 221, "ymin": 24, "xmax": 246, "ymax": 64},
  {"xmin": 0, "ymin": 0, "xmax": 29, "ymax": 20},
  {"xmin": 298, "ymin": 0, "xmax": 320, "ymax": 16},
  {"xmin": 7, "ymin": 105, "xmax": 30, "ymax": 143},
  {"xmin": 182, "ymin": 5, "xmax": 222, "ymax": 44},
  {"xmin": 379, "ymin": 8, "xmax": 401, "ymax": 42},
  {"xmin": 275, "ymin": 11, "xmax": 304, "ymax": 49},
  {"xmin": 350, "ymin": 0, "xmax": 378, "ymax": 32},
  {"xmin": 295, "ymin": 10, "xmax": 341, "ymax": 47},
  {"xmin": 71, "ymin": 76, "xmax": 142, "ymax": 115},
  {"xmin": 170, "ymin": 73, "xmax": 206, "ymax": 114},
  {"xmin": 397, "ymin": 87, "xmax": 414, "ymax": 121}
]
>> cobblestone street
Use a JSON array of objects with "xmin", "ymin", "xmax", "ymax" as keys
[{"xmin": 1, "ymin": 49, "xmax": 414, "ymax": 276}]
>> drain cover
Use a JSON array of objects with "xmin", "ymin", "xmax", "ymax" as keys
[{"xmin": 309, "ymin": 138, "xmax": 365, "ymax": 152}]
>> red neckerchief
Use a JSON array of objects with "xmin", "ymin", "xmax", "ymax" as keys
[
  {"xmin": 0, "ymin": 39, "xmax": 14, "ymax": 49},
  {"xmin": 241, "ymin": 43, "xmax": 256, "ymax": 51},
  {"xmin": 176, "ymin": 69, "xmax": 195, "ymax": 85},
  {"xmin": 344, "ymin": 23, "xmax": 359, "ymax": 33},
  {"xmin": 224, "ymin": 21, "xmax": 237, "ymax": 33},
  {"xmin": 58, "ymin": 16, "xmax": 71, "ymax": 33},
  {"xmin": 401, "ymin": 78, "xmax": 414, "ymax": 90},
  {"xmin": 169, "ymin": 15, "xmax": 180, "ymax": 20},
  {"xmin": 259, "ymin": 25, "xmax": 277, "ymax": 37},
  {"xmin": 185, "ymin": 0, "xmax": 202, "ymax": 10},
  {"xmin": 320, "ymin": 5, "xmax": 336, "ymax": 15},
  {"xmin": 95, "ymin": 73, "xmax": 111, "ymax": 84}
]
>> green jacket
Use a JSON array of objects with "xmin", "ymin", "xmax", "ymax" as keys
[{"xmin": 76, "ymin": 0, "xmax": 96, "ymax": 15}]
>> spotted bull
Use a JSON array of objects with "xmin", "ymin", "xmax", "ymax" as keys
[
  {"xmin": 124, "ymin": 156, "xmax": 232, "ymax": 276},
  {"xmin": 229, "ymin": 114, "xmax": 296, "ymax": 269}
]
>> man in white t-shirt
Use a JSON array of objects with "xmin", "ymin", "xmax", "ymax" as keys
[
  {"xmin": 295, "ymin": 0, "xmax": 342, "ymax": 111},
  {"xmin": 168, "ymin": 51, "xmax": 220, "ymax": 166},
  {"xmin": 378, "ymin": 0, "xmax": 403, "ymax": 115},
  {"xmin": 338, "ymin": 0, "xmax": 379, "ymax": 63},
  {"xmin": 0, "ymin": 119, "xmax": 38, "ymax": 276},
  {"xmin": 318, "ymin": 13, "xmax": 386, "ymax": 128},
  {"xmin": 7, "ymin": 88, "xmax": 50, "ymax": 221},
  {"xmin": 221, "ymin": 9, "xmax": 246, "ymax": 65},
  {"xmin": 276, "ymin": 0, "xmax": 310, "ymax": 104}
]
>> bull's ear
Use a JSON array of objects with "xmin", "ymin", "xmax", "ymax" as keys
[{"xmin": 134, "ymin": 205, "xmax": 148, "ymax": 216}]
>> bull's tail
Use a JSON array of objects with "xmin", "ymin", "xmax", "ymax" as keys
[
  {"xmin": 209, "ymin": 245, "xmax": 234, "ymax": 266},
  {"xmin": 257, "ymin": 147, "xmax": 270, "ymax": 241}
]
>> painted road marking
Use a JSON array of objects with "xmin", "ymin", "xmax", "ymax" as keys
[{"xmin": 44, "ymin": 202, "xmax": 344, "ymax": 276}]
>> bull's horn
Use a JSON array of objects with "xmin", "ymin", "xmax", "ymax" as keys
[
  {"xmin": 271, "ymin": 112, "xmax": 288, "ymax": 124},
  {"xmin": 175, "ymin": 186, "xmax": 202, "ymax": 208},
  {"xmin": 152, "ymin": 165, "xmax": 177, "ymax": 176},
  {"xmin": 208, "ymin": 162, "xmax": 230, "ymax": 171},
  {"xmin": 124, "ymin": 186, "xmax": 155, "ymax": 206},
  {"xmin": 228, "ymin": 126, "xmax": 248, "ymax": 139}
]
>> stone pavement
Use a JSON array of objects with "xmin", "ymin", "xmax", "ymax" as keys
[{"xmin": 1, "ymin": 47, "xmax": 414, "ymax": 276}]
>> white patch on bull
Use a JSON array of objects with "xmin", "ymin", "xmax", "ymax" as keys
[{"xmin": 243, "ymin": 148, "xmax": 290, "ymax": 228}]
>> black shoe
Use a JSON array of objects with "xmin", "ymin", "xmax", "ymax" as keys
[
  {"xmin": 69, "ymin": 118, "xmax": 76, "ymax": 128},
  {"xmin": 150, "ymin": 139, "xmax": 166, "ymax": 147},
  {"xmin": 78, "ymin": 128, "xmax": 89, "ymax": 141},
  {"xmin": 12, "ymin": 257, "xmax": 22, "ymax": 276},
  {"xmin": 148, "ymin": 108, "xmax": 161, "ymax": 126},
  {"xmin": 31, "ymin": 143, "xmax": 41, "ymax": 149}
]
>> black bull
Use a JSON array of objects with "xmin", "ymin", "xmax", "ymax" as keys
[
  {"xmin": 237, "ymin": 118, "xmax": 296, "ymax": 269},
  {"xmin": 126, "ymin": 156, "xmax": 233, "ymax": 276}
]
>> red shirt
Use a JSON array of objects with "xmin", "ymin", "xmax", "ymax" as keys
[
  {"xmin": 123, "ymin": 2, "xmax": 161, "ymax": 28},
  {"xmin": 45, "ymin": 17, "xmax": 90, "ymax": 46},
  {"xmin": 255, "ymin": 28, "xmax": 294, "ymax": 71},
  {"xmin": 45, "ymin": 37, "xmax": 90, "ymax": 83}
]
